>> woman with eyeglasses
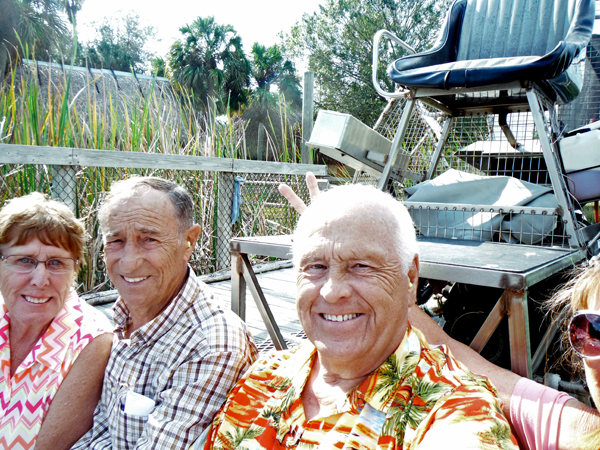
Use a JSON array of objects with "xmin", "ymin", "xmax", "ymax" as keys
[{"xmin": 0, "ymin": 193, "xmax": 113, "ymax": 449}]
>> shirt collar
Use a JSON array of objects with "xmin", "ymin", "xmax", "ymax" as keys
[
  {"xmin": 0, "ymin": 303, "xmax": 9, "ymax": 354},
  {"xmin": 268, "ymin": 342, "xmax": 316, "ymax": 393},
  {"xmin": 261, "ymin": 343, "xmax": 317, "ymax": 438},
  {"xmin": 262, "ymin": 326, "xmax": 425, "ymax": 418},
  {"xmin": 357, "ymin": 324, "xmax": 424, "ymax": 413},
  {"xmin": 113, "ymin": 266, "xmax": 200, "ymax": 345}
]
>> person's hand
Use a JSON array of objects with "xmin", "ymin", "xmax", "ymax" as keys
[{"xmin": 278, "ymin": 172, "xmax": 320, "ymax": 214}]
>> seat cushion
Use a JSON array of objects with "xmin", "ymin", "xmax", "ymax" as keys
[
  {"xmin": 458, "ymin": 0, "xmax": 579, "ymax": 61},
  {"xmin": 389, "ymin": 55, "xmax": 542, "ymax": 88},
  {"xmin": 566, "ymin": 168, "xmax": 600, "ymax": 202},
  {"xmin": 387, "ymin": 0, "xmax": 594, "ymax": 104}
]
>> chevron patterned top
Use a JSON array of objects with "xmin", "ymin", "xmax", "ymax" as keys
[{"xmin": 0, "ymin": 291, "xmax": 112, "ymax": 450}]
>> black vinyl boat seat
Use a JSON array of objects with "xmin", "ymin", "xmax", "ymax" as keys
[
  {"xmin": 369, "ymin": 0, "xmax": 597, "ymax": 250},
  {"xmin": 387, "ymin": 0, "xmax": 595, "ymax": 105}
]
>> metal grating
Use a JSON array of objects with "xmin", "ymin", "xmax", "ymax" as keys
[{"xmin": 254, "ymin": 330, "xmax": 308, "ymax": 355}]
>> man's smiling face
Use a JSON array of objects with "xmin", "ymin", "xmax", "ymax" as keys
[
  {"xmin": 103, "ymin": 188, "xmax": 192, "ymax": 320},
  {"xmin": 296, "ymin": 205, "xmax": 410, "ymax": 377}
]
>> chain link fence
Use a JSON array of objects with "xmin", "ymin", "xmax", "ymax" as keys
[{"xmin": 0, "ymin": 161, "xmax": 313, "ymax": 294}]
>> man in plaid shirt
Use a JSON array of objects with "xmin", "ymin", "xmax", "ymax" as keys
[{"xmin": 71, "ymin": 176, "xmax": 257, "ymax": 450}]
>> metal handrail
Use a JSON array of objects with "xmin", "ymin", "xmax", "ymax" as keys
[{"xmin": 372, "ymin": 29, "xmax": 415, "ymax": 99}]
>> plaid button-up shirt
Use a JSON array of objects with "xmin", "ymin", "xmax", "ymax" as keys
[{"xmin": 72, "ymin": 268, "xmax": 257, "ymax": 450}]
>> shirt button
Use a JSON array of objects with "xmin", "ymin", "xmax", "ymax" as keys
[{"xmin": 111, "ymin": 387, "xmax": 117, "ymax": 394}]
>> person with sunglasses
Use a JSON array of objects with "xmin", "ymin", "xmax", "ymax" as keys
[
  {"xmin": 547, "ymin": 259, "xmax": 600, "ymax": 449},
  {"xmin": 0, "ymin": 193, "xmax": 113, "ymax": 449}
]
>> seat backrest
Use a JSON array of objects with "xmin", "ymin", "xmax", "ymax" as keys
[{"xmin": 457, "ymin": 0, "xmax": 580, "ymax": 61}]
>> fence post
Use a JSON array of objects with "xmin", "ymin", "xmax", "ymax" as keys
[
  {"xmin": 302, "ymin": 71, "xmax": 315, "ymax": 164},
  {"xmin": 216, "ymin": 171, "xmax": 234, "ymax": 270},
  {"xmin": 51, "ymin": 165, "xmax": 77, "ymax": 213}
]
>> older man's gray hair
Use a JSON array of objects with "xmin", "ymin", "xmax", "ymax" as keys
[
  {"xmin": 98, "ymin": 176, "xmax": 195, "ymax": 235},
  {"xmin": 292, "ymin": 183, "xmax": 418, "ymax": 274}
]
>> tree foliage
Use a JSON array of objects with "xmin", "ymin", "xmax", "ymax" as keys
[
  {"xmin": 78, "ymin": 12, "xmax": 157, "ymax": 74},
  {"xmin": 241, "ymin": 43, "xmax": 302, "ymax": 161},
  {"xmin": 0, "ymin": 0, "xmax": 76, "ymax": 76},
  {"xmin": 250, "ymin": 43, "xmax": 301, "ymax": 112},
  {"xmin": 285, "ymin": 0, "xmax": 451, "ymax": 126},
  {"xmin": 168, "ymin": 16, "xmax": 250, "ymax": 116},
  {"xmin": 151, "ymin": 56, "xmax": 167, "ymax": 78}
]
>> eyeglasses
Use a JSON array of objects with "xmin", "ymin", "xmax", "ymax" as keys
[
  {"xmin": 568, "ymin": 310, "xmax": 600, "ymax": 360},
  {"xmin": 0, "ymin": 254, "xmax": 78, "ymax": 274}
]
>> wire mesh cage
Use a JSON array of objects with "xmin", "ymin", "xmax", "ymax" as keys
[
  {"xmin": 0, "ymin": 163, "xmax": 311, "ymax": 293},
  {"xmin": 362, "ymin": 37, "xmax": 600, "ymax": 248}
]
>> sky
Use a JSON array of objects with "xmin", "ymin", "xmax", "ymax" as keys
[{"xmin": 76, "ymin": 0, "xmax": 325, "ymax": 61}]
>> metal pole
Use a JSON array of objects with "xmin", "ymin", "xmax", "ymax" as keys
[{"xmin": 302, "ymin": 71, "xmax": 314, "ymax": 164}]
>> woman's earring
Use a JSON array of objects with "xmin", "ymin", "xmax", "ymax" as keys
[
  {"xmin": 408, "ymin": 282, "xmax": 414, "ymax": 290},
  {"xmin": 187, "ymin": 241, "xmax": 191, "ymax": 248}
]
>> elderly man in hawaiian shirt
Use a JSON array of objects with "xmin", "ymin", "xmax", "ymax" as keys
[
  {"xmin": 199, "ymin": 183, "xmax": 518, "ymax": 450},
  {"xmin": 71, "ymin": 176, "xmax": 257, "ymax": 450}
]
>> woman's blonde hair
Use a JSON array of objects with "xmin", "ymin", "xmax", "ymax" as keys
[
  {"xmin": 0, "ymin": 193, "xmax": 86, "ymax": 270},
  {"xmin": 547, "ymin": 261, "xmax": 600, "ymax": 449},
  {"xmin": 581, "ymin": 429, "xmax": 600, "ymax": 450},
  {"xmin": 547, "ymin": 261, "xmax": 600, "ymax": 375}
]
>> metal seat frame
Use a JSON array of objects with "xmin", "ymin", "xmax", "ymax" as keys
[{"xmin": 372, "ymin": 30, "xmax": 588, "ymax": 251}]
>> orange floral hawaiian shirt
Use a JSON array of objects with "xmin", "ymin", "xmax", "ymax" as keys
[{"xmin": 201, "ymin": 325, "xmax": 518, "ymax": 450}]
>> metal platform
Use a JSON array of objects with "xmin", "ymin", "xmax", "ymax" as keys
[{"xmin": 230, "ymin": 234, "xmax": 585, "ymax": 378}]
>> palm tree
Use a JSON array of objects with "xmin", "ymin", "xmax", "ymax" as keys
[
  {"xmin": 168, "ymin": 16, "xmax": 250, "ymax": 126},
  {"xmin": 250, "ymin": 43, "xmax": 301, "ymax": 112},
  {"xmin": 242, "ymin": 43, "xmax": 302, "ymax": 160},
  {"xmin": 59, "ymin": 0, "xmax": 84, "ymax": 26},
  {"xmin": 0, "ymin": 0, "xmax": 72, "ymax": 76}
]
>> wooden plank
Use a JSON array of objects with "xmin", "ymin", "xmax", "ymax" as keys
[
  {"xmin": 258, "ymin": 269, "xmax": 297, "ymax": 283},
  {"xmin": 0, "ymin": 144, "xmax": 328, "ymax": 175},
  {"xmin": 241, "ymin": 254, "xmax": 287, "ymax": 349},
  {"xmin": 230, "ymin": 252, "xmax": 246, "ymax": 320},
  {"xmin": 244, "ymin": 269, "xmax": 303, "ymax": 340},
  {"xmin": 470, "ymin": 294, "xmax": 506, "ymax": 353},
  {"xmin": 233, "ymin": 159, "xmax": 327, "ymax": 175},
  {"xmin": 73, "ymin": 148, "xmax": 233, "ymax": 171},
  {"xmin": 0, "ymin": 145, "xmax": 75, "ymax": 164},
  {"xmin": 0, "ymin": 144, "xmax": 234, "ymax": 170},
  {"xmin": 255, "ymin": 277, "xmax": 297, "ymax": 292}
]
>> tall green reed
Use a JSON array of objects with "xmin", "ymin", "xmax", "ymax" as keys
[{"xmin": 0, "ymin": 61, "xmax": 308, "ymax": 292}]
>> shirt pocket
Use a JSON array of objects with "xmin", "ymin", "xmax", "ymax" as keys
[{"xmin": 116, "ymin": 397, "xmax": 150, "ymax": 446}]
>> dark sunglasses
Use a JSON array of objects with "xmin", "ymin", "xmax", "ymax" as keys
[{"xmin": 568, "ymin": 310, "xmax": 600, "ymax": 360}]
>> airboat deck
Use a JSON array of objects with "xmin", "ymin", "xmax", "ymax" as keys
[{"xmin": 229, "ymin": 235, "xmax": 586, "ymax": 378}]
